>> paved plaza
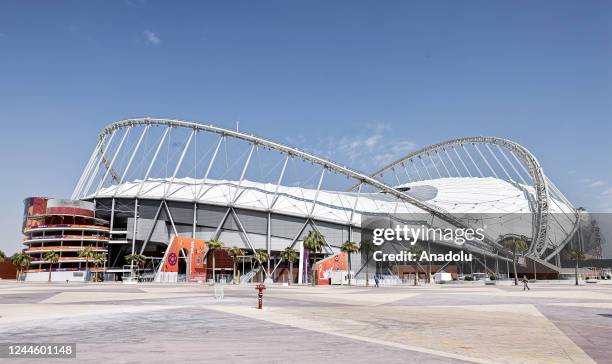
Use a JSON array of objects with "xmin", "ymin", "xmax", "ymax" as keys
[{"xmin": 1, "ymin": 281, "xmax": 611, "ymax": 363}]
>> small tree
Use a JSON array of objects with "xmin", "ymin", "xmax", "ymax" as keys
[
  {"xmin": 360, "ymin": 240, "xmax": 374, "ymax": 287},
  {"xmin": 280, "ymin": 247, "xmax": 299, "ymax": 285},
  {"xmin": 303, "ymin": 230, "xmax": 325, "ymax": 285},
  {"xmin": 207, "ymin": 239, "xmax": 225, "ymax": 283},
  {"xmin": 125, "ymin": 253, "xmax": 146, "ymax": 279},
  {"xmin": 0, "ymin": 249, "xmax": 6, "ymax": 262},
  {"xmin": 43, "ymin": 250, "xmax": 60, "ymax": 283},
  {"xmin": 254, "ymin": 249, "xmax": 270, "ymax": 282},
  {"xmin": 11, "ymin": 252, "xmax": 32, "ymax": 281},
  {"xmin": 78, "ymin": 246, "xmax": 96, "ymax": 278},
  {"xmin": 503, "ymin": 236, "xmax": 528, "ymax": 286},
  {"xmin": 341, "ymin": 241, "xmax": 359, "ymax": 286},
  {"xmin": 227, "ymin": 246, "xmax": 244, "ymax": 284},
  {"xmin": 92, "ymin": 252, "xmax": 107, "ymax": 282},
  {"xmin": 570, "ymin": 249, "xmax": 586, "ymax": 286}
]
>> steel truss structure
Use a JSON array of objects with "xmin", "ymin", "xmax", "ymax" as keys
[
  {"xmin": 72, "ymin": 118, "xmax": 579, "ymax": 279},
  {"xmin": 350, "ymin": 136, "xmax": 580, "ymax": 261}
]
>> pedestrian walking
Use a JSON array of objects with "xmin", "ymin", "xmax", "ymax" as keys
[
  {"xmin": 374, "ymin": 275, "xmax": 380, "ymax": 288},
  {"xmin": 522, "ymin": 275, "xmax": 530, "ymax": 291}
]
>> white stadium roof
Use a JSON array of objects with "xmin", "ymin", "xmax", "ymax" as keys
[{"xmin": 95, "ymin": 176, "xmax": 575, "ymax": 245}]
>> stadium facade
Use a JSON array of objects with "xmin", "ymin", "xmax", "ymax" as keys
[{"xmin": 21, "ymin": 118, "xmax": 598, "ymax": 283}]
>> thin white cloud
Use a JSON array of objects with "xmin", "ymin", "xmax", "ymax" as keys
[
  {"xmin": 143, "ymin": 30, "xmax": 160, "ymax": 46},
  {"xmin": 589, "ymin": 180, "xmax": 606, "ymax": 188},
  {"xmin": 287, "ymin": 122, "xmax": 417, "ymax": 171},
  {"xmin": 364, "ymin": 134, "xmax": 383, "ymax": 148}
]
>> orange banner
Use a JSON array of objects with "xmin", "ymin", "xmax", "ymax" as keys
[
  {"xmin": 316, "ymin": 252, "xmax": 347, "ymax": 285},
  {"xmin": 161, "ymin": 237, "xmax": 206, "ymax": 278}
]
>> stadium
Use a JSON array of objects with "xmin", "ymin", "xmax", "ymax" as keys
[{"xmin": 20, "ymin": 117, "xmax": 596, "ymax": 283}]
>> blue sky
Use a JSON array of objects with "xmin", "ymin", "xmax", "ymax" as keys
[{"xmin": 0, "ymin": 1, "xmax": 610, "ymax": 254}]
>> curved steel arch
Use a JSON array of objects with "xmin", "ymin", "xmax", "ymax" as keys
[
  {"xmin": 75, "ymin": 118, "xmax": 507, "ymax": 253},
  {"xmin": 76, "ymin": 119, "xmax": 579, "ymax": 260},
  {"xmin": 351, "ymin": 136, "xmax": 558, "ymax": 257}
]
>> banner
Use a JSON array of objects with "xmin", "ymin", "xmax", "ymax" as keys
[
  {"xmin": 315, "ymin": 252, "xmax": 347, "ymax": 285},
  {"xmin": 160, "ymin": 237, "xmax": 207, "ymax": 279}
]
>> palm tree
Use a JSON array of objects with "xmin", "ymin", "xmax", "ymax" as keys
[
  {"xmin": 280, "ymin": 247, "xmax": 299, "ymax": 285},
  {"xmin": 570, "ymin": 249, "xmax": 586, "ymax": 286},
  {"xmin": 124, "ymin": 253, "xmax": 147, "ymax": 278},
  {"xmin": 10, "ymin": 253, "xmax": 20, "ymax": 280},
  {"xmin": 303, "ymin": 230, "xmax": 325, "ymax": 285},
  {"xmin": 11, "ymin": 252, "xmax": 32, "ymax": 281},
  {"xmin": 254, "ymin": 249, "xmax": 270, "ymax": 282},
  {"xmin": 207, "ymin": 239, "xmax": 225, "ymax": 283},
  {"xmin": 360, "ymin": 240, "xmax": 374, "ymax": 287},
  {"xmin": 78, "ymin": 246, "xmax": 96, "ymax": 280},
  {"xmin": 43, "ymin": 250, "xmax": 60, "ymax": 283},
  {"xmin": 227, "ymin": 246, "xmax": 244, "ymax": 284},
  {"xmin": 502, "ymin": 236, "xmax": 528, "ymax": 286},
  {"xmin": 92, "ymin": 252, "xmax": 107, "ymax": 282},
  {"xmin": 340, "ymin": 241, "xmax": 359, "ymax": 286}
]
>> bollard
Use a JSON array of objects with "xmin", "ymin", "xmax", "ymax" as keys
[{"xmin": 255, "ymin": 283, "xmax": 266, "ymax": 309}]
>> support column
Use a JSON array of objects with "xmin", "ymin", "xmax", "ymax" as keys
[
  {"xmin": 108, "ymin": 198, "xmax": 115, "ymax": 271},
  {"xmin": 506, "ymin": 260, "xmax": 510, "ymax": 279},
  {"xmin": 495, "ymin": 252, "xmax": 499, "ymax": 276},
  {"xmin": 130, "ymin": 198, "xmax": 138, "ymax": 277},
  {"xmin": 298, "ymin": 240, "xmax": 304, "ymax": 284},
  {"xmin": 484, "ymin": 254, "xmax": 488, "ymax": 274},
  {"xmin": 267, "ymin": 211, "xmax": 271, "ymax": 281},
  {"xmin": 427, "ymin": 242, "xmax": 431, "ymax": 284},
  {"xmin": 192, "ymin": 202, "xmax": 197, "ymax": 238}
]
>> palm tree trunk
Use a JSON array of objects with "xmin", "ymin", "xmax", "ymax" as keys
[
  {"xmin": 365, "ymin": 256, "xmax": 369, "ymax": 287},
  {"xmin": 212, "ymin": 251, "xmax": 216, "ymax": 283},
  {"xmin": 414, "ymin": 262, "xmax": 418, "ymax": 286},
  {"xmin": 311, "ymin": 252, "xmax": 319, "ymax": 286},
  {"xmin": 575, "ymin": 261, "xmax": 579, "ymax": 286},
  {"xmin": 233, "ymin": 258, "xmax": 237, "ymax": 284},
  {"xmin": 512, "ymin": 254, "xmax": 518, "ymax": 286},
  {"xmin": 261, "ymin": 261, "xmax": 266, "ymax": 282},
  {"xmin": 48, "ymin": 264, "xmax": 52, "ymax": 283},
  {"xmin": 347, "ymin": 253, "xmax": 352, "ymax": 286},
  {"xmin": 288, "ymin": 262, "xmax": 293, "ymax": 285}
]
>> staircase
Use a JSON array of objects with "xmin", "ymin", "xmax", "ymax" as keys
[
  {"xmin": 528, "ymin": 256, "xmax": 562, "ymax": 273},
  {"xmin": 239, "ymin": 268, "xmax": 259, "ymax": 284}
]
